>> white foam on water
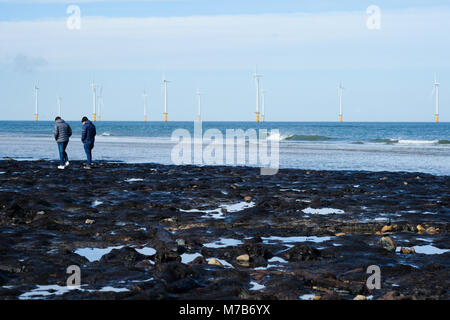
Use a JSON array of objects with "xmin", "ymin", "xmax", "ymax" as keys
[
  {"xmin": 75, "ymin": 246, "xmax": 124, "ymax": 262},
  {"xmin": 203, "ymin": 238, "xmax": 243, "ymax": 248},
  {"xmin": 125, "ymin": 178, "xmax": 144, "ymax": 182},
  {"xmin": 398, "ymin": 139, "xmax": 438, "ymax": 145},
  {"xmin": 262, "ymin": 235, "xmax": 333, "ymax": 244},
  {"xmin": 135, "ymin": 247, "xmax": 156, "ymax": 256},
  {"xmin": 302, "ymin": 207, "xmax": 345, "ymax": 215},
  {"xmin": 299, "ymin": 294, "xmax": 316, "ymax": 300},
  {"xmin": 181, "ymin": 253, "xmax": 203, "ymax": 264},
  {"xmin": 0, "ymin": 172, "xmax": 5, "ymax": 174},
  {"xmin": 249, "ymin": 281, "xmax": 265, "ymax": 291}
]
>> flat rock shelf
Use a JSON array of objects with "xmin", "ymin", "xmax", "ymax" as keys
[{"xmin": 0, "ymin": 160, "xmax": 448, "ymax": 300}]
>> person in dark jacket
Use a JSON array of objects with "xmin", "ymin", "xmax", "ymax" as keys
[
  {"xmin": 81, "ymin": 116, "xmax": 96, "ymax": 169},
  {"xmin": 54, "ymin": 117, "xmax": 72, "ymax": 169}
]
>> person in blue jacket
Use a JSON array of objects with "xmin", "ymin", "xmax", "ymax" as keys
[{"xmin": 81, "ymin": 116, "xmax": 96, "ymax": 169}]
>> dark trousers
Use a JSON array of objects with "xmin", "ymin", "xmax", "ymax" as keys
[
  {"xmin": 83, "ymin": 140, "xmax": 94, "ymax": 165},
  {"xmin": 57, "ymin": 141, "xmax": 69, "ymax": 166}
]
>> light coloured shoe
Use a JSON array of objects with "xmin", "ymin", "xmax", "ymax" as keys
[
  {"xmin": 57, "ymin": 165, "xmax": 65, "ymax": 170},
  {"xmin": 65, "ymin": 161, "xmax": 70, "ymax": 166},
  {"xmin": 83, "ymin": 165, "xmax": 91, "ymax": 170}
]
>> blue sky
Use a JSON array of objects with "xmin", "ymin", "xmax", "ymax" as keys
[{"xmin": 0, "ymin": 0, "xmax": 449, "ymax": 121}]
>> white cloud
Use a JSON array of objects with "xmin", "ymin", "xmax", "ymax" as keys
[{"xmin": 0, "ymin": 8, "xmax": 449, "ymax": 70}]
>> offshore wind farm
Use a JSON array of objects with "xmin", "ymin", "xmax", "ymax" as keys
[
  {"xmin": 30, "ymin": 72, "xmax": 444, "ymax": 124},
  {"xmin": 12, "ymin": 70, "xmax": 448, "ymax": 176}
]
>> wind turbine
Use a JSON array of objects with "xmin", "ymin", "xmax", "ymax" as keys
[
  {"xmin": 433, "ymin": 74, "xmax": 440, "ymax": 123},
  {"xmin": 143, "ymin": 90, "xmax": 148, "ymax": 122},
  {"xmin": 97, "ymin": 85, "xmax": 103, "ymax": 121},
  {"xmin": 57, "ymin": 96, "xmax": 62, "ymax": 117},
  {"xmin": 196, "ymin": 89, "xmax": 202, "ymax": 122},
  {"xmin": 338, "ymin": 83, "xmax": 344, "ymax": 123},
  {"xmin": 261, "ymin": 87, "xmax": 266, "ymax": 123},
  {"xmin": 34, "ymin": 84, "xmax": 39, "ymax": 121},
  {"xmin": 163, "ymin": 76, "xmax": 170, "ymax": 122},
  {"xmin": 253, "ymin": 69, "xmax": 263, "ymax": 123},
  {"xmin": 91, "ymin": 81, "xmax": 97, "ymax": 121}
]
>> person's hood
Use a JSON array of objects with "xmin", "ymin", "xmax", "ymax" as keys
[
  {"xmin": 56, "ymin": 119, "xmax": 65, "ymax": 124},
  {"xmin": 84, "ymin": 120, "xmax": 92, "ymax": 125}
]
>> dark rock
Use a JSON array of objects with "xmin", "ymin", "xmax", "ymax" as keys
[{"xmin": 281, "ymin": 245, "xmax": 321, "ymax": 262}]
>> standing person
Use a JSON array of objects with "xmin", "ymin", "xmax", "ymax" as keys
[
  {"xmin": 53, "ymin": 117, "xmax": 72, "ymax": 170},
  {"xmin": 81, "ymin": 116, "xmax": 97, "ymax": 169}
]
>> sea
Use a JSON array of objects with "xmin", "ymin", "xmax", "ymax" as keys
[{"xmin": 0, "ymin": 121, "xmax": 448, "ymax": 175}]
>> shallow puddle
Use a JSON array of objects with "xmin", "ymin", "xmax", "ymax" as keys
[
  {"xmin": 203, "ymin": 238, "xmax": 243, "ymax": 248},
  {"xmin": 302, "ymin": 207, "xmax": 344, "ymax": 215}
]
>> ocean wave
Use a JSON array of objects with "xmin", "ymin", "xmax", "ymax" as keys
[
  {"xmin": 284, "ymin": 134, "xmax": 332, "ymax": 141},
  {"xmin": 101, "ymin": 132, "xmax": 112, "ymax": 136},
  {"xmin": 373, "ymin": 138, "xmax": 448, "ymax": 145},
  {"xmin": 372, "ymin": 138, "xmax": 399, "ymax": 144},
  {"xmin": 398, "ymin": 139, "xmax": 438, "ymax": 145}
]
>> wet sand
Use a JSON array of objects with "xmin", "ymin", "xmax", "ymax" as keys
[{"xmin": 0, "ymin": 160, "xmax": 448, "ymax": 300}]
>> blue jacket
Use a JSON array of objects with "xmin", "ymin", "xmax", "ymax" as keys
[{"xmin": 81, "ymin": 120, "xmax": 96, "ymax": 143}]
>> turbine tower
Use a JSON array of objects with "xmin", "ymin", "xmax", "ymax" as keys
[
  {"xmin": 338, "ymin": 83, "xmax": 344, "ymax": 123},
  {"xmin": 253, "ymin": 70, "xmax": 263, "ymax": 123},
  {"xmin": 97, "ymin": 85, "xmax": 103, "ymax": 121},
  {"xmin": 34, "ymin": 84, "xmax": 39, "ymax": 121},
  {"xmin": 434, "ymin": 75, "xmax": 440, "ymax": 123},
  {"xmin": 163, "ymin": 76, "xmax": 170, "ymax": 122},
  {"xmin": 91, "ymin": 81, "xmax": 97, "ymax": 121},
  {"xmin": 196, "ymin": 89, "xmax": 202, "ymax": 122},
  {"xmin": 57, "ymin": 96, "xmax": 62, "ymax": 117},
  {"xmin": 143, "ymin": 90, "xmax": 148, "ymax": 122},
  {"xmin": 261, "ymin": 88, "xmax": 266, "ymax": 123}
]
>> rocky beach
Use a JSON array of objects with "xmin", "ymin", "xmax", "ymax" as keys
[{"xmin": 0, "ymin": 160, "xmax": 448, "ymax": 300}]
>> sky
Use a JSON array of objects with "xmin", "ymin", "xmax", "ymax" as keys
[{"xmin": 0, "ymin": 0, "xmax": 449, "ymax": 121}]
